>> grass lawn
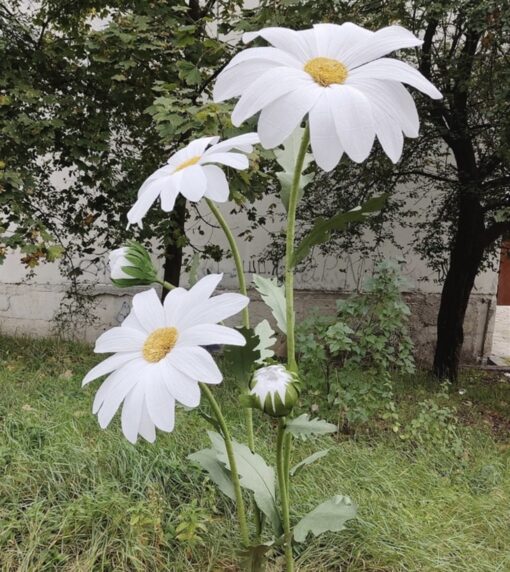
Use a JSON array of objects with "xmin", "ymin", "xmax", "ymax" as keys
[{"xmin": 0, "ymin": 335, "xmax": 509, "ymax": 571}]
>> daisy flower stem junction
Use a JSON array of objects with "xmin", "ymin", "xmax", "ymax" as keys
[
  {"xmin": 285, "ymin": 125, "xmax": 310, "ymax": 373},
  {"xmin": 199, "ymin": 382, "xmax": 250, "ymax": 547}
]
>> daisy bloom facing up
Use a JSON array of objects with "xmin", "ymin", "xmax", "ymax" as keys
[
  {"xmin": 214, "ymin": 23, "xmax": 442, "ymax": 170},
  {"xmin": 83, "ymin": 274, "xmax": 249, "ymax": 443},
  {"xmin": 127, "ymin": 133, "xmax": 259, "ymax": 227}
]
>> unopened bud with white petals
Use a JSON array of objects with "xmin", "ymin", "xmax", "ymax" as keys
[
  {"xmin": 249, "ymin": 364, "xmax": 299, "ymax": 417},
  {"xmin": 109, "ymin": 241, "xmax": 158, "ymax": 287}
]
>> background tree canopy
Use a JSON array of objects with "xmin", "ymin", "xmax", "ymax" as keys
[{"xmin": 1, "ymin": 0, "xmax": 509, "ymax": 380}]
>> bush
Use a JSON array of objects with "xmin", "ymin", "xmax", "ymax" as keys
[{"xmin": 297, "ymin": 260, "xmax": 415, "ymax": 429}]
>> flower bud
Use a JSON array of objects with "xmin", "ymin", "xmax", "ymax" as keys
[
  {"xmin": 109, "ymin": 241, "xmax": 158, "ymax": 287},
  {"xmin": 249, "ymin": 364, "xmax": 299, "ymax": 417}
]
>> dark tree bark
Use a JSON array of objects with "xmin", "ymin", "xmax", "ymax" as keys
[
  {"xmin": 161, "ymin": 196, "xmax": 186, "ymax": 301},
  {"xmin": 433, "ymin": 191, "xmax": 486, "ymax": 380}
]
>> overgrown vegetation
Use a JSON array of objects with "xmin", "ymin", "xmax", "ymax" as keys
[
  {"xmin": 0, "ymin": 335, "xmax": 508, "ymax": 571},
  {"xmin": 297, "ymin": 261, "xmax": 414, "ymax": 430}
]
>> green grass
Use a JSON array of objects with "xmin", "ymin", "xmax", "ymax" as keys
[{"xmin": 0, "ymin": 335, "xmax": 509, "ymax": 571}]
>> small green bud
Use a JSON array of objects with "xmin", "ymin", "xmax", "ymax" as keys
[
  {"xmin": 249, "ymin": 364, "xmax": 299, "ymax": 417},
  {"xmin": 109, "ymin": 241, "xmax": 158, "ymax": 287}
]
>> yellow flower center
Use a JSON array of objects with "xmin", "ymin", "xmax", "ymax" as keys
[
  {"xmin": 143, "ymin": 327, "xmax": 179, "ymax": 363},
  {"xmin": 304, "ymin": 57, "xmax": 348, "ymax": 87},
  {"xmin": 174, "ymin": 155, "xmax": 200, "ymax": 172}
]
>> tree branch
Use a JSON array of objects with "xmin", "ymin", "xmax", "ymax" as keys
[{"xmin": 484, "ymin": 220, "xmax": 510, "ymax": 246}]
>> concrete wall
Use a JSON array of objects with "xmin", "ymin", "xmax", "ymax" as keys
[{"xmin": 0, "ymin": 187, "xmax": 499, "ymax": 365}]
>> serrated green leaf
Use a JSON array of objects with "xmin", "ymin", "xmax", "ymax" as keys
[
  {"xmin": 294, "ymin": 495, "xmax": 357, "ymax": 542},
  {"xmin": 253, "ymin": 275, "xmax": 286, "ymax": 334},
  {"xmin": 292, "ymin": 194, "xmax": 388, "ymax": 267},
  {"xmin": 274, "ymin": 127, "xmax": 313, "ymax": 211},
  {"xmin": 187, "ymin": 448, "xmax": 236, "ymax": 501},
  {"xmin": 208, "ymin": 431, "xmax": 282, "ymax": 535},
  {"xmin": 254, "ymin": 319, "xmax": 276, "ymax": 364},
  {"xmin": 290, "ymin": 449, "xmax": 330, "ymax": 477},
  {"xmin": 222, "ymin": 327, "xmax": 260, "ymax": 384},
  {"xmin": 285, "ymin": 414, "xmax": 337, "ymax": 441}
]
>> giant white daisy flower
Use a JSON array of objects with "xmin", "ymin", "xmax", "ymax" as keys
[
  {"xmin": 214, "ymin": 23, "xmax": 442, "ymax": 171},
  {"xmin": 127, "ymin": 133, "xmax": 259, "ymax": 226},
  {"xmin": 83, "ymin": 274, "xmax": 249, "ymax": 443}
]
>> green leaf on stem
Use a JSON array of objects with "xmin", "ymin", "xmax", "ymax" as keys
[
  {"xmin": 292, "ymin": 194, "xmax": 388, "ymax": 267},
  {"xmin": 207, "ymin": 431, "xmax": 282, "ymax": 536},
  {"xmin": 187, "ymin": 448, "xmax": 236, "ymax": 501},
  {"xmin": 290, "ymin": 449, "xmax": 330, "ymax": 477},
  {"xmin": 285, "ymin": 414, "xmax": 337, "ymax": 441},
  {"xmin": 293, "ymin": 495, "xmax": 357, "ymax": 543},
  {"xmin": 274, "ymin": 127, "xmax": 313, "ymax": 211},
  {"xmin": 253, "ymin": 275, "xmax": 287, "ymax": 334},
  {"xmin": 254, "ymin": 319, "xmax": 276, "ymax": 364},
  {"xmin": 222, "ymin": 327, "xmax": 260, "ymax": 384}
]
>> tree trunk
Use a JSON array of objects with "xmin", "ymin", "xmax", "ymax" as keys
[
  {"xmin": 161, "ymin": 196, "xmax": 186, "ymax": 300},
  {"xmin": 433, "ymin": 191, "xmax": 485, "ymax": 381}
]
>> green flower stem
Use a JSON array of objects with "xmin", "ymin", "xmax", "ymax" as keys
[
  {"xmin": 206, "ymin": 199, "xmax": 250, "ymax": 330},
  {"xmin": 283, "ymin": 431, "xmax": 292, "ymax": 493},
  {"xmin": 200, "ymin": 383, "xmax": 250, "ymax": 547},
  {"xmin": 277, "ymin": 418, "xmax": 294, "ymax": 571},
  {"xmin": 206, "ymin": 198, "xmax": 262, "ymax": 537},
  {"xmin": 285, "ymin": 125, "xmax": 310, "ymax": 372},
  {"xmin": 158, "ymin": 279, "xmax": 175, "ymax": 291}
]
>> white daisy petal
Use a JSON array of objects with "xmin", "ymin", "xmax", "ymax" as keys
[
  {"xmin": 374, "ymin": 109, "xmax": 405, "ymax": 163},
  {"xmin": 138, "ymin": 401, "xmax": 156, "ymax": 443},
  {"xmin": 82, "ymin": 351, "xmax": 140, "ymax": 386},
  {"xmin": 177, "ymin": 324, "xmax": 246, "ymax": 347},
  {"xmin": 329, "ymin": 84, "xmax": 375, "ymax": 163},
  {"xmin": 313, "ymin": 22, "xmax": 373, "ymax": 61},
  {"xmin": 202, "ymin": 165, "xmax": 230, "ymax": 202},
  {"xmin": 349, "ymin": 58, "xmax": 442, "ymax": 99},
  {"xmin": 122, "ymin": 310, "xmax": 145, "ymax": 332},
  {"xmin": 344, "ymin": 25, "xmax": 422, "ymax": 69},
  {"xmin": 94, "ymin": 327, "xmax": 146, "ymax": 353},
  {"xmin": 204, "ymin": 132, "xmax": 260, "ymax": 155},
  {"xmin": 127, "ymin": 185, "xmax": 161, "ymax": 227},
  {"xmin": 167, "ymin": 346, "xmax": 223, "ymax": 384},
  {"xmin": 178, "ymin": 293, "xmax": 250, "ymax": 330},
  {"xmin": 346, "ymin": 78, "xmax": 420, "ymax": 137},
  {"xmin": 222, "ymin": 46, "xmax": 303, "ymax": 74},
  {"xmin": 132, "ymin": 289, "xmax": 164, "ymax": 333},
  {"xmin": 121, "ymin": 382, "xmax": 146, "ymax": 443},
  {"xmin": 231, "ymin": 67, "xmax": 313, "ymax": 127},
  {"xmin": 179, "ymin": 165, "xmax": 207, "ymax": 201},
  {"xmin": 163, "ymin": 287, "xmax": 188, "ymax": 328},
  {"xmin": 186, "ymin": 136, "xmax": 220, "ymax": 156},
  {"xmin": 201, "ymin": 152, "xmax": 249, "ymax": 170},
  {"xmin": 145, "ymin": 367, "xmax": 176, "ymax": 431},
  {"xmin": 243, "ymin": 27, "xmax": 314, "ymax": 61},
  {"xmin": 161, "ymin": 360, "xmax": 201, "ymax": 407},
  {"xmin": 215, "ymin": 60, "xmax": 285, "ymax": 102},
  {"xmin": 160, "ymin": 187, "xmax": 179, "ymax": 212},
  {"xmin": 258, "ymin": 85, "xmax": 321, "ymax": 149},
  {"xmin": 96, "ymin": 360, "xmax": 148, "ymax": 428},
  {"xmin": 186, "ymin": 273, "xmax": 223, "ymax": 303},
  {"xmin": 309, "ymin": 89, "xmax": 344, "ymax": 171}
]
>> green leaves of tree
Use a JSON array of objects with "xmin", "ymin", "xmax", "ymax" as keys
[
  {"xmin": 253, "ymin": 275, "xmax": 287, "ymax": 334},
  {"xmin": 285, "ymin": 414, "xmax": 337, "ymax": 441},
  {"xmin": 292, "ymin": 194, "xmax": 388, "ymax": 267},
  {"xmin": 293, "ymin": 495, "xmax": 357, "ymax": 543}
]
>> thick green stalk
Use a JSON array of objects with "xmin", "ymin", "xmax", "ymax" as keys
[
  {"xmin": 200, "ymin": 383, "xmax": 250, "ymax": 547},
  {"xmin": 202, "ymin": 202, "xmax": 262, "ymax": 536},
  {"xmin": 285, "ymin": 126, "xmax": 310, "ymax": 372},
  {"xmin": 277, "ymin": 418, "xmax": 294, "ymax": 571},
  {"xmin": 159, "ymin": 279, "xmax": 175, "ymax": 291},
  {"xmin": 283, "ymin": 432, "xmax": 292, "ymax": 494}
]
